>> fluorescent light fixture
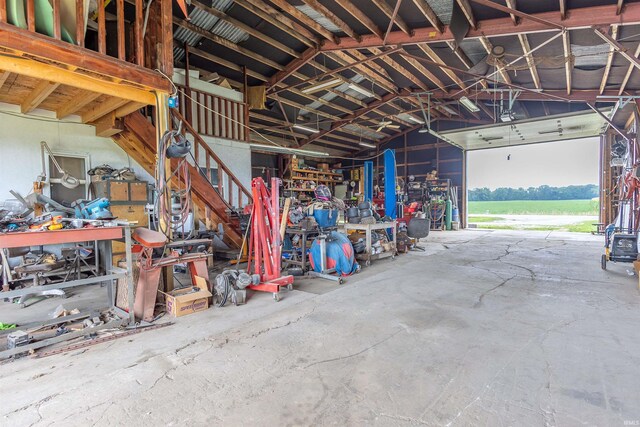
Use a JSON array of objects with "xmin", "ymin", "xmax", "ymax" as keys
[
  {"xmin": 418, "ymin": 126, "xmax": 429, "ymax": 134},
  {"xmin": 301, "ymin": 78, "xmax": 341, "ymax": 94},
  {"xmin": 249, "ymin": 143, "xmax": 329, "ymax": 157},
  {"xmin": 293, "ymin": 124, "xmax": 320, "ymax": 133},
  {"xmin": 348, "ymin": 84, "xmax": 375, "ymax": 98},
  {"xmin": 358, "ymin": 142, "xmax": 376, "ymax": 148},
  {"xmin": 407, "ymin": 116, "xmax": 425, "ymax": 124},
  {"xmin": 459, "ymin": 96, "xmax": 480, "ymax": 113}
]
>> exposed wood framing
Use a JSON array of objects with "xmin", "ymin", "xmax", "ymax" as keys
[
  {"xmin": 399, "ymin": 51, "xmax": 446, "ymax": 91},
  {"xmin": 0, "ymin": 70, "xmax": 10, "ymax": 89},
  {"xmin": 479, "ymin": 36, "xmax": 512, "ymax": 84},
  {"xmin": 505, "ymin": 0, "xmax": 518, "ymax": 25},
  {"xmin": 348, "ymin": 49, "xmax": 392, "ymax": 81},
  {"xmin": 600, "ymin": 25, "xmax": 619, "ymax": 94},
  {"xmin": 456, "ymin": 0, "xmax": 477, "ymax": 30},
  {"xmin": 21, "ymin": 80, "xmax": 60, "ymax": 113},
  {"xmin": 368, "ymin": 48, "xmax": 427, "ymax": 91},
  {"xmin": 559, "ymin": 0, "xmax": 566, "ymax": 19},
  {"xmin": 618, "ymin": 0, "xmax": 625, "ymax": 15},
  {"xmin": 263, "ymin": 0, "xmax": 338, "ymax": 43},
  {"xmin": 518, "ymin": 34, "xmax": 541, "ymax": 89},
  {"xmin": 333, "ymin": 0, "xmax": 384, "ymax": 39},
  {"xmin": 618, "ymin": 43, "xmax": 640, "ymax": 95},
  {"xmin": 417, "ymin": 44, "xmax": 467, "ymax": 91},
  {"xmin": 190, "ymin": 0, "xmax": 301, "ymax": 57},
  {"xmin": 563, "ymin": 30, "xmax": 571, "ymax": 95},
  {"xmin": 370, "ymin": 0, "xmax": 413, "ymax": 36},
  {"xmin": 56, "ymin": 91, "xmax": 101, "ymax": 118},
  {"xmin": 301, "ymin": 0, "xmax": 361, "ymax": 41},
  {"xmin": 82, "ymin": 97, "xmax": 129, "ymax": 123},
  {"xmin": 327, "ymin": 51, "xmax": 398, "ymax": 94},
  {"xmin": 411, "ymin": 0, "xmax": 443, "ymax": 33}
]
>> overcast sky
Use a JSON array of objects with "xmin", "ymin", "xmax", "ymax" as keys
[{"xmin": 467, "ymin": 138, "xmax": 599, "ymax": 190}]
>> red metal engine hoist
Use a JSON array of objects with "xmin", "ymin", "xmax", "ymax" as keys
[{"xmin": 246, "ymin": 177, "xmax": 293, "ymax": 301}]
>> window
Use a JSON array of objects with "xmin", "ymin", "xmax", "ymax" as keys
[{"xmin": 48, "ymin": 154, "xmax": 88, "ymax": 205}]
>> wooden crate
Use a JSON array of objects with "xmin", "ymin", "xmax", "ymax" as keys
[{"xmin": 93, "ymin": 179, "xmax": 149, "ymax": 202}]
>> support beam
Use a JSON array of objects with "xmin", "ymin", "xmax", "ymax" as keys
[
  {"xmin": 268, "ymin": 48, "xmax": 318, "ymax": 89},
  {"xmin": 334, "ymin": 0, "xmax": 384, "ymax": 39},
  {"xmin": 618, "ymin": 0, "xmax": 625, "ymax": 15},
  {"xmin": 301, "ymin": 0, "xmax": 361, "ymax": 42},
  {"xmin": 400, "ymin": 51, "xmax": 446, "ymax": 90},
  {"xmin": 325, "ymin": 51, "xmax": 398, "ymax": 94},
  {"xmin": 191, "ymin": 0, "xmax": 301, "ymax": 58},
  {"xmin": 479, "ymin": 36, "xmax": 511, "ymax": 84},
  {"xmin": 593, "ymin": 26, "xmax": 640, "ymax": 95},
  {"xmin": 320, "ymin": 3, "xmax": 640, "ymax": 50},
  {"xmin": 469, "ymin": 0, "xmax": 563, "ymax": 30},
  {"xmin": 21, "ymin": 80, "xmax": 60, "ymax": 113},
  {"xmin": 517, "ymin": 33, "xmax": 541, "ymax": 89},
  {"xmin": 82, "ymin": 97, "xmax": 129, "ymax": 123},
  {"xmin": 263, "ymin": 0, "xmax": 338, "ymax": 43},
  {"xmin": 56, "ymin": 91, "xmax": 101, "ymax": 118},
  {"xmin": 505, "ymin": 0, "xmax": 518, "ymax": 25},
  {"xmin": 456, "ymin": 0, "xmax": 477, "ymax": 30},
  {"xmin": 370, "ymin": 0, "xmax": 413, "ymax": 36},
  {"xmin": 189, "ymin": 46, "xmax": 268, "ymax": 82},
  {"xmin": 417, "ymin": 44, "xmax": 467, "ymax": 91},
  {"xmin": 559, "ymin": 0, "xmax": 566, "ymax": 20},
  {"xmin": 600, "ymin": 25, "xmax": 619, "ymax": 94},
  {"xmin": 411, "ymin": 0, "xmax": 443, "ymax": 33},
  {"xmin": 368, "ymin": 48, "xmax": 427, "ymax": 91},
  {"xmin": 0, "ymin": 70, "xmax": 10, "ymax": 89},
  {"xmin": 348, "ymin": 49, "xmax": 392, "ymax": 81},
  {"xmin": 563, "ymin": 30, "xmax": 572, "ymax": 95}
]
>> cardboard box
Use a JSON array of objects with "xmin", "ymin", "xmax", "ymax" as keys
[
  {"xmin": 165, "ymin": 283, "xmax": 212, "ymax": 317},
  {"xmin": 317, "ymin": 162, "xmax": 329, "ymax": 171}
]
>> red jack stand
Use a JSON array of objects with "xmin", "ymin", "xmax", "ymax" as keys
[{"xmin": 246, "ymin": 177, "xmax": 293, "ymax": 301}]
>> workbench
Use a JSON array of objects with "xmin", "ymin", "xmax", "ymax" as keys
[
  {"xmin": 0, "ymin": 226, "xmax": 135, "ymax": 358},
  {"xmin": 343, "ymin": 221, "xmax": 397, "ymax": 266},
  {"xmin": 282, "ymin": 225, "xmax": 343, "ymax": 283}
]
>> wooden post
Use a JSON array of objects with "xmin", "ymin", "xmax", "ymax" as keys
[
  {"xmin": 98, "ymin": 0, "xmax": 106, "ymax": 54},
  {"xmin": 243, "ymin": 66, "xmax": 250, "ymax": 141},
  {"xmin": 135, "ymin": 0, "xmax": 144, "ymax": 65},
  {"xmin": 0, "ymin": 0, "xmax": 6, "ymax": 23},
  {"xmin": 116, "ymin": 0, "xmax": 125, "ymax": 60},
  {"xmin": 156, "ymin": 92, "xmax": 173, "ymax": 292},
  {"xmin": 461, "ymin": 150, "xmax": 467, "ymax": 229},
  {"xmin": 184, "ymin": 42, "xmax": 193, "ymax": 124},
  {"xmin": 75, "ymin": 0, "xmax": 84, "ymax": 46},
  {"xmin": 52, "ymin": 0, "xmax": 61, "ymax": 39}
]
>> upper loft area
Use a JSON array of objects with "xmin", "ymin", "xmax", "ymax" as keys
[{"xmin": 0, "ymin": 0, "xmax": 173, "ymax": 122}]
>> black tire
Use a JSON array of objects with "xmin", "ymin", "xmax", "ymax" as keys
[
  {"xmin": 358, "ymin": 201, "xmax": 371, "ymax": 210},
  {"xmin": 346, "ymin": 207, "xmax": 359, "ymax": 218},
  {"xmin": 359, "ymin": 208, "xmax": 373, "ymax": 218},
  {"xmin": 601, "ymin": 254, "xmax": 607, "ymax": 270}
]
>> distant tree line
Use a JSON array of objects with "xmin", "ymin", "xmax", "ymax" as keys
[{"xmin": 469, "ymin": 185, "xmax": 599, "ymax": 201}]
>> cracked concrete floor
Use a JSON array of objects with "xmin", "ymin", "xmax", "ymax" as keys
[{"xmin": 2, "ymin": 229, "xmax": 640, "ymax": 426}]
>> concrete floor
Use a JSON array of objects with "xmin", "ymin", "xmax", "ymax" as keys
[{"xmin": 2, "ymin": 229, "xmax": 640, "ymax": 426}]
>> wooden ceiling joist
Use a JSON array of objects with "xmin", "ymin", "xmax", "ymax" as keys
[
  {"xmin": 327, "ymin": 51, "xmax": 398, "ymax": 94},
  {"xmin": 333, "ymin": 0, "xmax": 384, "ymax": 39},
  {"xmin": 190, "ymin": 46, "xmax": 268, "ymax": 82},
  {"xmin": 411, "ymin": 0, "xmax": 444, "ymax": 33},
  {"xmin": 518, "ymin": 34, "xmax": 541, "ymax": 89},
  {"xmin": 479, "ymin": 36, "xmax": 512, "ymax": 84},
  {"xmin": 348, "ymin": 50, "xmax": 392, "ymax": 81},
  {"xmin": 82, "ymin": 97, "xmax": 129, "ymax": 123},
  {"xmin": 559, "ymin": 0, "xmax": 566, "ymax": 19},
  {"xmin": 21, "ymin": 80, "xmax": 60, "ymax": 114},
  {"xmin": 600, "ymin": 25, "xmax": 619, "ymax": 95},
  {"xmin": 618, "ymin": 0, "xmax": 625, "ymax": 15},
  {"xmin": 368, "ymin": 48, "xmax": 428, "ymax": 91},
  {"xmin": 456, "ymin": 0, "xmax": 477, "ymax": 30},
  {"xmin": 505, "ymin": 0, "xmax": 519, "ymax": 25},
  {"xmin": 175, "ymin": 17, "xmax": 284, "ymax": 72},
  {"xmin": 617, "ymin": 43, "xmax": 640, "ymax": 95},
  {"xmin": 0, "ymin": 70, "xmax": 10, "ymax": 90},
  {"xmin": 233, "ymin": 0, "xmax": 318, "ymax": 48},
  {"xmin": 301, "ymin": 0, "xmax": 361, "ymax": 42},
  {"xmin": 399, "ymin": 51, "xmax": 446, "ymax": 91},
  {"xmin": 370, "ymin": 0, "xmax": 413, "ymax": 36},
  {"xmin": 261, "ymin": 0, "xmax": 337, "ymax": 43},
  {"xmin": 56, "ymin": 91, "xmax": 101, "ymax": 118},
  {"xmin": 190, "ymin": 0, "xmax": 300, "ymax": 58},
  {"xmin": 417, "ymin": 44, "xmax": 467, "ymax": 91}
]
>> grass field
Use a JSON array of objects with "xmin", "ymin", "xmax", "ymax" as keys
[
  {"xmin": 468, "ymin": 220, "xmax": 596, "ymax": 233},
  {"xmin": 468, "ymin": 199, "xmax": 598, "ymax": 216}
]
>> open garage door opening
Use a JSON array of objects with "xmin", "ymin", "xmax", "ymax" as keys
[{"xmin": 465, "ymin": 137, "xmax": 600, "ymax": 234}]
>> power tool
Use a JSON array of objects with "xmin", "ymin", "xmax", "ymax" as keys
[{"xmin": 72, "ymin": 198, "xmax": 113, "ymax": 220}]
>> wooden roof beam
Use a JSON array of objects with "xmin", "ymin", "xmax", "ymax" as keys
[
  {"xmin": 0, "ymin": 70, "xmax": 9, "ymax": 90},
  {"xmin": 505, "ymin": 0, "xmax": 518, "ymax": 25},
  {"xmin": 618, "ymin": 0, "xmax": 625, "ymax": 15},
  {"xmin": 348, "ymin": 49, "xmax": 393, "ymax": 81},
  {"xmin": 82, "ymin": 97, "xmax": 129, "ymax": 123},
  {"xmin": 400, "ymin": 51, "xmax": 447, "ymax": 91},
  {"xmin": 321, "ymin": 3, "xmax": 640, "ymax": 50},
  {"xmin": 368, "ymin": 48, "xmax": 428, "ymax": 91},
  {"xmin": 56, "ymin": 91, "xmax": 101, "ymax": 118},
  {"xmin": 600, "ymin": 25, "xmax": 619, "ymax": 95},
  {"xmin": 268, "ymin": 47, "xmax": 318, "ymax": 88},
  {"xmin": 411, "ymin": 0, "xmax": 444, "ymax": 33},
  {"xmin": 559, "ymin": 0, "xmax": 566, "ymax": 20},
  {"xmin": 21, "ymin": 80, "xmax": 60, "ymax": 114},
  {"xmin": 370, "ymin": 0, "xmax": 413, "ymax": 36},
  {"xmin": 301, "ymin": 0, "xmax": 361, "ymax": 42},
  {"xmin": 479, "ymin": 36, "xmax": 512, "ymax": 84},
  {"xmin": 456, "ymin": 0, "xmax": 477, "ymax": 30},
  {"xmin": 190, "ymin": 0, "xmax": 301, "ymax": 58},
  {"xmin": 563, "ymin": 30, "xmax": 571, "ymax": 95},
  {"xmin": 593, "ymin": 27, "xmax": 640, "ymax": 95},
  {"xmin": 326, "ymin": 51, "xmax": 398, "ymax": 94},
  {"xmin": 518, "ymin": 33, "xmax": 541, "ymax": 89},
  {"xmin": 334, "ymin": 0, "xmax": 384, "ymax": 39},
  {"xmin": 417, "ymin": 44, "xmax": 467, "ymax": 91},
  {"xmin": 233, "ymin": 0, "xmax": 319, "ymax": 48},
  {"xmin": 264, "ymin": 0, "xmax": 338, "ymax": 43}
]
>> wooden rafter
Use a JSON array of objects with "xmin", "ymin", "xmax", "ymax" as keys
[
  {"xmin": 0, "ymin": 70, "xmax": 10, "ymax": 89},
  {"xmin": 263, "ymin": 0, "xmax": 338, "ymax": 43},
  {"xmin": 417, "ymin": 44, "xmax": 467, "ymax": 91},
  {"xmin": 400, "ymin": 51, "xmax": 446, "ymax": 91},
  {"xmin": 370, "ymin": 0, "xmax": 413, "ymax": 36},
  {"xmin": 618, "ymin": 0, "xmax": 625, "ymax": 15},
  {"xmin": 56, "ymin": 91, "xmax": 101, "ymax": 118},
  {"xmin": 559, "ymin": 0, "xmax": 566, "ymax": 19},
  {"xmin": 368, "ymin": 48, "xmax": 427, "ymax": 91},
  {"xmin": 21, "ymin": 80, "xmax": 60, "ymax": 114},
  {"xmin": 456, "ymin": 0, "xmax": 477, "ymax": 30},
  {"xmin": 618, "ymin": 43, "xmax": 640, "ymax": 95},
  {"xmin": 82, "ymin": 97, "xmax": 129, "ymax": 123},
  {"xmin": 600, "ymin": 25, "xmax": 619, "ymax": 94},
  {"xmin": 348, "ymin": 49, "xmax": 392, "ymax": 81},
  {"xmin": 190, "ymin": 47, "xmax": 268, "ymax": 82},
  {"xmin": 505, "ymin": 0, "xmax": 518, "ymax": 25},
  {"xmin": 411, "ymin": 0, "xmax": 443, "ymax": 33},
  {"xmin": 268, "ymin": 48, "xmax": 318, "ymax": 89},
  {"xmin": 327, "ymin": 51, "xmax": 398, "ymax": 94},
  {"xmin": 301, "ymin": 0, "xmax": 361, "ymax": 42},
  {"xmin": 333, "ymin": 0, "xmax": 384, "ymax": 39},
  {"xmin": 233, "ymin": 0, "xmax": 319, "ymax": 48},
  {"xmin": 518, "ymin": 34, "xmax": 541, "ymax": 89},
  {"xmin": 563, "ymin": 30, "xmax": 571, "ymax": 95},
  {"xmin": 174, "ymin": 17, "xmax": 284, "ymax": 71},
  {"xmin": 190, "ymin": 0, "xmax": 300, "ymax": 57}
]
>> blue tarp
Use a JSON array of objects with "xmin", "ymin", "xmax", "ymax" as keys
[{"xmin": 309, "ymin": 231, "xmax": 359, "ymax": 276}]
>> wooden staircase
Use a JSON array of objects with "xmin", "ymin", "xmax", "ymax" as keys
[{"xmin": 111, "ymin": 111, "xmax": 251, "ymax": 248}]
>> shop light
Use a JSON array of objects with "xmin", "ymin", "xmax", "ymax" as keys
[
  {"xmin": 293, "ymin": 124, "xmax": 320, "ymax": 133},
  {"xmin": 407, "ymin": 116, "xmax": 425, "ymax": 124},
  {"xmin": 249, "ymin": 144, "xmax": 329, "ymax": 157},
  {"xmin": 459, "ymin": 96, "xmax": 480, "ymax": 113},
  {"xmin": 301, "ymin": 78, "xmax": 341, "ymax": 94},
  {"xmin": 348, "ymin": 84, "xmax": 375, "ymax": 98},
  {"xmin": 358, "ymin": 142, "xmax": 376, "ymax": 148}
]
